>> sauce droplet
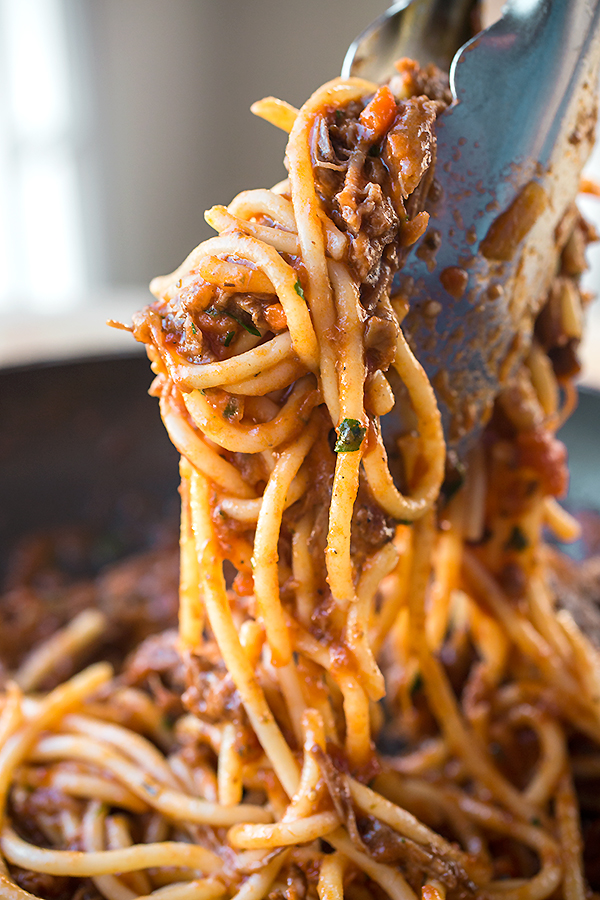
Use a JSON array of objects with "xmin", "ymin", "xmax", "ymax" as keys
[{"xmin": 440, "ymin": 266, "xmax": 468, "ymax": 299}]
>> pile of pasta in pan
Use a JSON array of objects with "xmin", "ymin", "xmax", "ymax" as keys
[{"xmin": 0, "ymin": 60, "xmax": 598, "ymax": 900}]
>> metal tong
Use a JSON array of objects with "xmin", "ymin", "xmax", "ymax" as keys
[{"xmin": 344, "ymin": 0, "xmax": 600, "ymax": 457}]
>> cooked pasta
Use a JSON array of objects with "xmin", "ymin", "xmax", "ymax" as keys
[{"xmin": 1, "ymin": 58, "xmax": 599, "ymax": 900}]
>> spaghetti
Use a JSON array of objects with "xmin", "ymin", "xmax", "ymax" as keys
[{"xmin": 1, "ymin": 59, "xmax": 599, "ymax": 899}]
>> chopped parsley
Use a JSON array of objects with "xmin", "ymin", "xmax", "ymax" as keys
[
  {"xmin": 294, "ymin": 280, "xmax": 305, "ymax": 299},
  {"xmin": 205, "ymin": 305, "xmax": 260, "ymax": 335},
  {"xmin": 223, "ymin": 397, "xmax": 238, "ymax": 420},
  {"xmin": 335, "ymin": 109, "xmax": 343, "ymax": 122},
  {"xmin": 368, "ymin": 144, "xmax": 381, "ymax": 157},
  {"xmin": 530, "ymin": 816, "xmax": 541, "ymax": 828},
  {"xmin": 224, "ymin": 330, "xmax": 235, "ymax": 346},
  {"xmin": 334, "ymin": 418, "xmax": 366, "ymax": 453},
  {"xmin": 224, "ymin": 310, "xmax": 260, "ymax": 336},
  {"xmin": 505, "ymin": 525, "xmax": 529, "ymax": 552},
  {"xmin": 190, "ymin": 322, "xmax": 197, "ymax": 335}
]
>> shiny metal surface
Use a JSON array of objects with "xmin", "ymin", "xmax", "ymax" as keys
[
  {"xmin": 404, "ymin": 0, "xmax": 600, "ymax": 455},
  {"xmin": 345, "ymin": 1, "xmax": 600, "ymax": 458},
  {"xmin": 342, "ymin": 0, "xmax": 479, "ymax": 80}
]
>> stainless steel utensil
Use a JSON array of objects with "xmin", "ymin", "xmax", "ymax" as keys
[
  {"xmin": 342, "ymin": 0, "xmax": 479, "ymax": 81},
  {"xmin": 345, "ymin": 0, "xmax": 600, "ymax": 457}
]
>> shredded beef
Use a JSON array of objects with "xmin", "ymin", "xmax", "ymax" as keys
[
  {"xmin": 124, "ymin": 628, "xmax": 184, "ymax": 686},
  {"xmin": 383, "ymin": 96, "xmax": 436, "ymax": 200},
  {"xmin": 183, "ymin": 647, "xmax": 246, "ymax": 725},
  {"xmin": 312, "ymin": 84, "xmax": 440, "ymax": 300},
  {"xmin": 8, "ymin": 866, "xmax": 74, "ymax": 900},
  {"xmin": 358, "ymin": 815, "xmax": 476, "ymax": 898},
  {"xmin": 351, "ymin": 483, "xmax": 396, "ymax": 564},
  {"xmin": 96, "ymin": 547, "xmax": 180, "ymax": 650},
  {"xmin": 0, "ymin": 532, "xmax": 179, "ymax": 679},
  {"xmin": 364, "ymin": 307, "xmax": 400, "ymax": 371},
  {"xmin": 390, "ymin": 59, "xmax": 453, "ymax": 106}
]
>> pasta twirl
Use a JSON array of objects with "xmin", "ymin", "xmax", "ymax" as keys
[{"xmin": 0, "ymin": 58, "xmax": 599, "ymax": 900}]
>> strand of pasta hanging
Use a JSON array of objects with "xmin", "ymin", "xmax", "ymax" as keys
[
  {"xmin": 0, "ymin": 59, "xmax": 598, "ymax": 900},
  {"xmin": 138, "ymin": 72, "xmax": 446, "ymax": 774}
]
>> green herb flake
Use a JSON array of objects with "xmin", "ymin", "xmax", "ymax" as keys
[
  {"xmin": 334, "ymin": 418, "xmax": 366, "ymax": 453},
  {"xmin": 531, "ymin": 816, "xmax": 541, "ymax": 828},
  {"xmin": 190, "ymin": 322, "xmax": 197, "ymax": 335},
  {"xmin": 368, "ymin": 144, "xmax": 381, "ymax": 157},
  {"xmin": 224, "ymin": 330, "xmax": 235, "ymax": 347},
  {"xmin": 294, "ymin": 280, "xmax": 305, "ymax": 299},
  {"xmin": 505, "ymin": 525, "xmax": 529, "ymax": 552},
  {"xmin": 335, "ymin": 109, "xmax": 343, "ymax": 122},
  {"xmin": 206, "ymin": 306, "xmax": 219, "ymax": 318},
  {"xmin": 224, "ymin": 310, "xmax": 261, "ymax": 336},
  {"xmin": 410, "ymin": 672, "xmax": 423, "ymax": 696},
  {"xmin": 223, "ymin": 398, "xmax": 238, "ymax": 420}
]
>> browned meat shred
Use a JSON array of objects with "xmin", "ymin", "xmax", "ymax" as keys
[
  {"xmin": 8, "ymin": 866, "xmax": 74, "ymax": 900},
  {"xmin": 124, "ymin": 628, "xmax": 184, "ymax": 687},
  {"xmin": 390, "ymin": 59, "xmax": 453, "ymax": 107},
  {"xmin": 313, "ymin": 91, "xmax": 441, "ymax": 295},
  {"xmin": 351, "ymin": 482, "xmax": 396, "ymax": 563},
  {"xmin": 358, "ymin": 815, "xmax": 476, "ymax": 898},
  {"xmin": 183, "ymin": 647, "xmax": 246, "ymax": 725},
  {"xmin": 0, "ymin": 531, "xmax": 179, "ymax": 684}
]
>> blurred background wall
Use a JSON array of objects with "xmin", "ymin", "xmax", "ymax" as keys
[
  {"xmin": 0, "ymin": 0, "xmax": 388, "ymax": 361},
  {"xmin": 1, "ymin": 0, "xmax": 599, "ymax": 383}
]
